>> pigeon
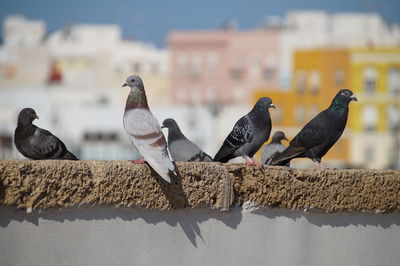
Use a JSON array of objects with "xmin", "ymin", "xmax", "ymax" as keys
[
  {"xmin": 161, "ymin": 118, "xmax": 212, "ymax": 162},
  {"xmin": 271, "ymin": 89, "xmax": 357, "ymax": 168},
  {"xmin": 213, "ymin": 97, "xmax": 275, "ymax": 165},
  {"xmin": 261, "ymin": 131, "xmax": 288, "ymax": 165},
  {"xmin": 122, "ymin": 75, "xmax": 178, "ymax": 183},
  {"xmin": 14, "ymin": 108, "xmax": 78, "ymax": 160}
]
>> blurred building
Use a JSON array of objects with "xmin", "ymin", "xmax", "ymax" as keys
[
  {"xmin": 168, "ymin": 28, "xmax": 281, "ymax": 104},
  {"xmin": 0, "ymin": 15, "xmax": 170, "ymax": 160},
  {"xmin": 255, "ymin": 47, "xmax": 400, "ymax": 169},
  {"xmin": 168, "ymin": 11, "xmax": 400, "ymax": 107}
]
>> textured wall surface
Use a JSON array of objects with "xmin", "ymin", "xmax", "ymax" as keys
[{"xmin": 0, "ymin": 160, "xmax": 399, "ymax": 213}]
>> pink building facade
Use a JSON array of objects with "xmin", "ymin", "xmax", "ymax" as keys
[{"xmin": 168, "ymin": 29, "xmax": 281, "ymax": 104}]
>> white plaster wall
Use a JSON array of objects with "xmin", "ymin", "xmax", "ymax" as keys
[{"xmin": 0, "ymin": 207, "xmax": 399, "ymax": 266}]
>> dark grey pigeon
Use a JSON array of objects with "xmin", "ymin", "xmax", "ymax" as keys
[
  {"xmin": 261, "ymin": 131, "xmax": 288, "ymax": 165},
  {"xmin": 214, "ymin": 97, "xmax": 275, "ymax": 165},
  {"xmin": 271, "ymin": 89, "xmax": 357, "ymax": 168},
  {"xmin": 14, "ymin": 108, "xmax": 78, "ymax": 160},
  {"xmin": 161, "ymin": 118, "xmax": 212, "ymax": 162}
]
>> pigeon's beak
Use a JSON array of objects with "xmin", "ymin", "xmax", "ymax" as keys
[
  {"xmin": 161, "ymin": 125, "xmax": 166, "ymax": 129},
  {"xmin": 34, "ymin": 114, "xmax": 39, "ymax": 120},
  {"xmin": 283, "ymin": 137, "xmax": 288, "ymax": 141},
  {"xmin": 122, "ymin": 82, "xmax": 128, "ymax": 88},
  {"xmin": 269, "ymin": 103, "xmax": 276, "ymax": 109},
  {"xmin": 351, "ymin": 95, "xmax": 358, "ymax": 101}
]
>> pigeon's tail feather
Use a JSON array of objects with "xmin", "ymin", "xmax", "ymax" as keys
[
  {"xmin": 271, "ymin": 145, "xmax": 305, "ymax": 166},
  {"xmin": 63, "ymin": 151, "xmax": 79, "ymax": 160},
  {"xmin": 144, "ymin": 149, "xmax": 177, "ymax": 183}
]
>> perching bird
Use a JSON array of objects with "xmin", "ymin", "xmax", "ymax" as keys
[
  {"xmin": 14, "ymin": 108, "xmax": 78, "ymax": 160},
  {"xmin": 271, "ymin": 89, "xmax": 357, "ymax": 168},
  {"xmin": 261, "ymin": 131, "xmax": 288, "ymax": 165},
  {"xmin": 214, "ymin": 97, "xmax": 275, "ymax": 165},
  {"xmin": 122, "ymin": 75, "xmax": 178, "ymax": 183},
  {"xmin": 161, "ymin": 118, "xmax": 212, "ymax": 162}
]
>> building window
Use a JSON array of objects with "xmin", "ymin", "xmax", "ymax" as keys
[
  {"xmin": 263, "ymin": 55, "xmax": 276, "ymax": 81},
  {"xmin": 364, "ymin": 146, "xmax": 375, "ymax": 162},
  {"xmin": 296, "ymin": 70, "xmax": 306, "ymax": 95},
  {"xmin": 387, "ymin": 105, "xmax": 399, "ymax": 131},
  {"xmin": 363, "ymin": 66, "xmax": 377, "ymax": 95},
  {"xmin": 362, "ymin": 105, "xmax": 378, "ymax": 132},
  {"xmin": 388, "ymin": 68, "xmax": 400, "ymax": 96},
  {"xmin": 83, "ymin": 132, "xmax": 119, "ymax": 142},
  {"xmin": 177, "ymin": 52, "xmax": 188, "ymax": 72},
  {"xmin": 207, "ymin": 52, "xmax": 219, "ymax": 73},
  {"xmin": 295, "ymin": 105, "xmax": 306, "ymax": 124},
  {"xmin": 309, "ymin": 70, "xmax": 320, "ymax": 95},
  {"xmin": 334, "ymin": 69, "xmax": 345, "ymax": 87},
  {"xmin": 230, "ymin": 56, "xmax": 245, "ymax": 80}
]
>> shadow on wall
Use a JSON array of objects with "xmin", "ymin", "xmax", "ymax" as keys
[
  {"xmin": 252, "ymin": 208, "xmax": 400, "ymax": 229},
  {"xmin": 0, "ymin": 206, "xmax": 243, "ymax": 248},
  {"xmin": 1, "ymin": 206, "xmax": 400, "ymax": 248}
]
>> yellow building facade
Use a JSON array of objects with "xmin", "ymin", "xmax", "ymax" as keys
[{"xmin": 254, "ymin": 47, "xmax": 400, "ymax": 168}]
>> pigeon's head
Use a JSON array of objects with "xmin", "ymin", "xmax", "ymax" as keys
[
  {"xmin": 161, "ymin": 118, "xmax": 179, "ymax": 131},
  {"xmin": 272, "ymin": 131, "xmax": 288, "ymax": 143},
  {"xmin": 336, "ymin": 89, "xmax": 357, "ymax": 103},
  {"xmin": 122, "ymin": 75, "xmax": 144, "ymax": 90},
  {"xmin": 18, "ymin": 108, "xmax": 39, "ymax": 126},
  {"xmin": 254, "ymin": 97, "xmax": 275, "ymax": 111}
]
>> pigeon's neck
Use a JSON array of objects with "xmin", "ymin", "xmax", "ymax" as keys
[
  {"xmin": 328, "ymin": 98, "xmax": 348, "ymax": 116},
  {"xmin": 125, "ymin": 86, "xmax": 149, "ymax": 111},
  {"xmin": 271, "ymin": 136, "xmax": 282, "ymax": 144},
  {"xmin": 168, "ymin": 127, "xmax": 185, "ymax": 141},
  {"xmin": 250, "ymin": 107, "xmax": 270, "ymax": 125},
  {"xmin": 17, "ymin": 119, "xmax": 33, "ymax": 129}
]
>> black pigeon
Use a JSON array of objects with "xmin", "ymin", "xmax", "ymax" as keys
[
  {"xmin": 214, "ymin": 97, "xmax": 275, "ymax": 164},
  {"xmin": 271, "ymin": 89, "xmax": 357, "ymax": 168},
  {"xmin": 14, "ymin": 108, "xmax": 78, "ymax": 160},
  {"xmin": 161, "ymin": 118, "xmax": 212, "ymax": 162},
  {"xmin": 261, "ymin": 131, "xmax": 288, "ymax": 165}
]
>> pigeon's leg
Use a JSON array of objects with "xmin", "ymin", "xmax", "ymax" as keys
[
  {"xmin": 129, "ymin": 157, "xmax": 146, "ymax": 164},
  {"xmin": 251, "ymin": 157, "xmax": 262, "ymax": 167},
  {"xmin": 243, "ymin": 156, "xmax": 255, "ymax": 167}
]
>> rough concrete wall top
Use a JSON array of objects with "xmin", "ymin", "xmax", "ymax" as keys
[{"xmin": 0, "ymin": 160, "xmax": 399, "ymax": 213}]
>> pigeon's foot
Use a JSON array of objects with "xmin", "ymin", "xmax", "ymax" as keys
[
  {"xmin": 129, "ymin": 157, "xmax": 145, "ymax": 164},
  {"xmin": 243, "ymin": 156, "xmax": 261, "ymax": 167}
]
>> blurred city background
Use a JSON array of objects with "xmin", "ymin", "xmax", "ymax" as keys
[{"xmin": 0, "ymin": 1, "xmax": 399, "ymax": 169}]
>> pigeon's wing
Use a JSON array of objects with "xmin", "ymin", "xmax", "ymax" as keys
[
  {"xmin": 262, "ymin": 143, "xmax": 285, "ymax": 165},
  {"xmin": 272, "ymin": 111, "xmax": 329, "ymax": 165},
  {"xmin": 169, "ymin": 137, "xmax": 212, "ymax": 162},
  {"xmin": 30, "ymin": 128, "xmax": 66, "ymax": 159},
  {"xmin": 124, "ymin": 109, "xmax": 177, "ymax": 182},
  {"xmin": 214, "ymin": 115, "xmax": 254, "ymax": 162}
]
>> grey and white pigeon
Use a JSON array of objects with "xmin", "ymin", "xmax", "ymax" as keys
[
  {"xmin": 271, "ymin": 89, "xmax": 357, "ymax": 168},
  {"xmin": 161, "ymin": 118, "xmax": 212, "ymax": 162},
  {"xmin": 122, "ymin": 75, "xmax": 178, "ymax": 183},
  {"xmin": 213, "ymin": 97, "xmax": 275, "ymax": 165},
  {"xmin": 14, "ymin": 108, "xmax": 78, "ymax": 160},
  {"xmin": 261, "ymin": 131, "xmax": 288, "ymax": 165}
]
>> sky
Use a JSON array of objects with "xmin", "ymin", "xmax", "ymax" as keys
[{"xmin": 1, "ymin": 0, "xmax": 400, "ymax": 47}]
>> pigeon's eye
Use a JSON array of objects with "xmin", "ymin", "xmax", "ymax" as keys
[
  {"xmin": 342, "ymin": 91, "xmax": 350, "ymax": 96},
  {"xmin": 131, "ymin": 79, "xmax": 135, "ymax": 83}
]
